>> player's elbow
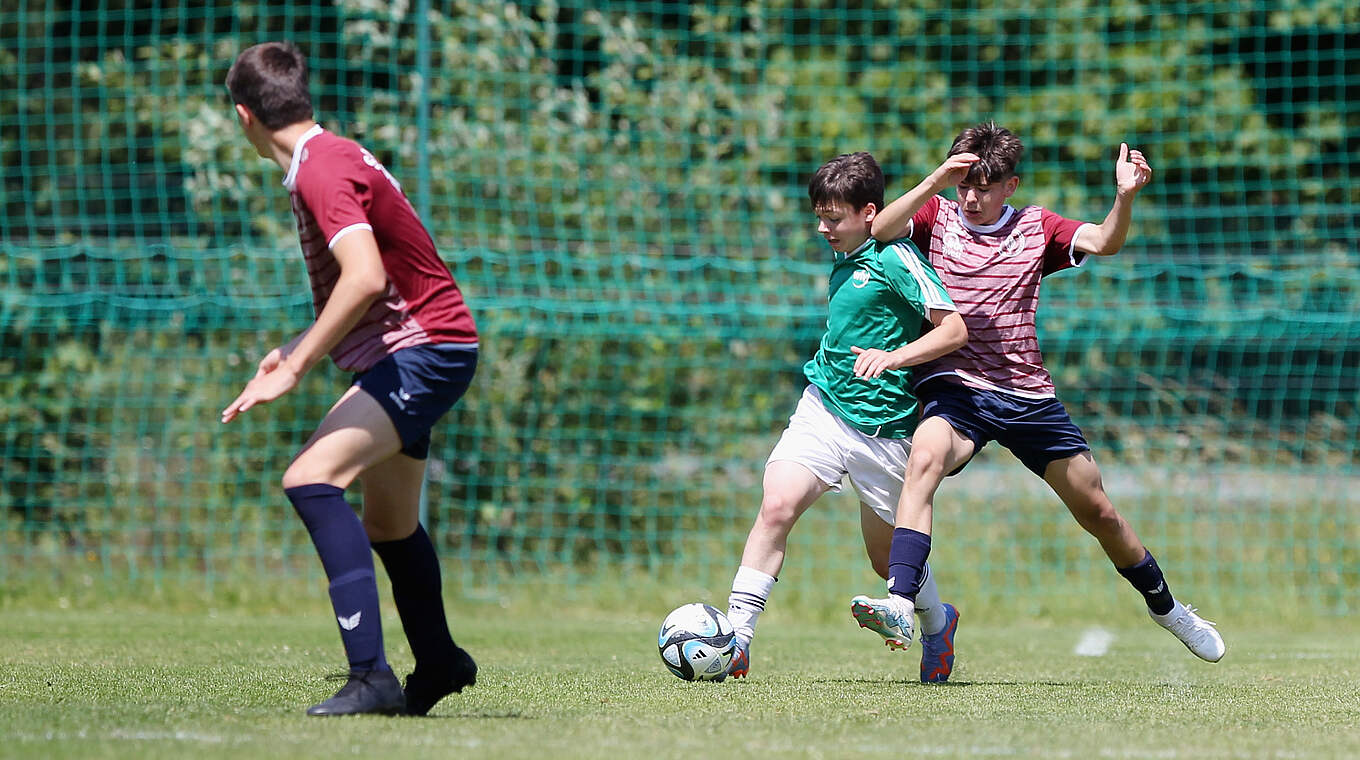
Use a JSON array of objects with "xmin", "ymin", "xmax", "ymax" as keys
[
  {"xmin": 360, "ymin": 274, "xmax": 389, "ymax": 300},
  {"xmin": 947, "ymin": 327, "xmax": 968, "ymax": 352},
  {"xmin": 942, "ymin": 314, "xmax": 968, "ymax": 351},
  {"xmin": 341, "ymin": 267, "xmax": 389, "ymax": 301}
]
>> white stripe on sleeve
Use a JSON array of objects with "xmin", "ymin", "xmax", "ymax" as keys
[
  {"xmin": 328, "ymin": 222, "xmax": 374, "ymax": 250},
  {"xmin": 889, "ymin": 242, "xmax": 955, "ymax": 312},
  {"xmin": 1068, "ymin": 222, "xmax": 1094, "ymax": 267}
]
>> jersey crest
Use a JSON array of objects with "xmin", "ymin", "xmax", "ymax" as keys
[{"xmin": 999, "ymin": 230, "xmax": 1028, "ymax": 259}]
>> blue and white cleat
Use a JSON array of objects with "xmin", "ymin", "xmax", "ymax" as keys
[
  {"xmin": 850, "ymin": 594, "xmax": 915, "ymax": 651},
  {"xmin": 727, "ymin": 638, "xmax": 750, "ymax": 679},
  {"xmin": 919, "ymin": 603, "xmax": 959, "ymax": 682},
  {"xmin": 1151, "ymin": 600, "xmax": 1225, "ymax": 662}
]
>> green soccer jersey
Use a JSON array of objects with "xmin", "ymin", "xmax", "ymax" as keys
[{"xmin": 803, "ymin": 237, "xmax": 956, "ymax": 438}]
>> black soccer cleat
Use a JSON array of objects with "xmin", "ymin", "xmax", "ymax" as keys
[
  {"xmin": 305, "ymin": 668, "xmax": 406, "ymax": 717},
  {"xmin": 403, "ymin": 647, "xmax": 478, "ymax": 716}
]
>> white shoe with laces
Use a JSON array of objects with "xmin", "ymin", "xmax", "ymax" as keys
[
  {"xmin": 1150, "ymin": 600, "xmax": 1225, "ymax": 662},
  {"xmin": 850, "ymin": 594, "xmax": 916, "ymax": 651}
]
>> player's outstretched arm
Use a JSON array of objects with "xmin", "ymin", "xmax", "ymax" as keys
[
  {"xmin": 221, "ymin": 231, "xmax": 388, "ymax": 423},
  {"xmin": 871, "ymin": 153, "xmax": 979, "ymax": 241},
  {"xmin": 850, "ymin": 310, "xmax": 967, "ymax": 379},
  {"xmin": 1074, "ymin": 143, "xmax": 1153, "ymax": 258}
]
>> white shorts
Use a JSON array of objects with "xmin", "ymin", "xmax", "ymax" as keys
[{"xmin": 766, "ymin": 385, "xmax": 911, "ymax": 524}]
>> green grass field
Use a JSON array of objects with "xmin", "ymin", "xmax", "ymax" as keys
[{"xmin": 3, "ymin": 589, "xmax": 1359, "ymax": 760}]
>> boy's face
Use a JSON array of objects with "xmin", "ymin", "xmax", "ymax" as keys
[
  {"xmin": 955, "ymin": 174, "xmax": 1019, "ymax": 226},
  {"xmin": 814, "ymin": 200, "xmax": 875, "ymax": 253}
]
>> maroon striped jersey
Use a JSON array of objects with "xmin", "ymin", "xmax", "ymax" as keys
[
  {"xmin": 905, "ymin": 195, "xmax": 1090, "ymax": 398},
  {"xmin": 284, "ymin": 125, "xmax": 477, "ymax": 372}
]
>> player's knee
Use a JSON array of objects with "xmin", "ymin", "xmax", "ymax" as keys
[
  {"xmin": 281, "ymin": 461, "xmax": 328, "ymax": 491},
  {"xmin": 362, "ymin": 514, "xmax": 407, "ymax": 543},
  {"xmin": 906, "ymin": 445, "xmax": 949, "ymax": 482},
  {"xmin": 280, "ymin": 467, "xmax": 307, "ymax": 491},
  {"xmin": 1074, "ymin": 501, "xmax": 1125, "ymax": 538},
  {"xmin": 282, "ymin": 454, "xmax": 352, "ymax": 491},
  {"xmin": 755, "ymin": 493, "xmax": 801, "ymax": 532}
]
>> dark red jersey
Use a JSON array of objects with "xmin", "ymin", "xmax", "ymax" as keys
[{"xmin": 284, "ymin": 126, "xmax": 477, "ymax": 372}]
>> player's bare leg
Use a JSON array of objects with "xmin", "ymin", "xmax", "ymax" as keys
[
  {"xmin": 284, "ymin": 385, "xmax": 403, "ymax": 490},
  {"xmin": 856, "ymin": 500, "xmax": 959, "ymax": 680},
  {"xmin": 859, "ymin": 500, "xmax": 893, "ymax": 580},
  {"xmin": 1045, "ymin": 452, "xmax": 1224, "ymax": 661},
  {"xmin": 284, "ymin": 386, "xmax": 406, "ymax": 716},
  {"xmin": 1043, "ymin": 452, "xmax": 1143, "ymax": 567},
  {"xmin": 897, "ymin": 416, "xmax": 974, "ymax": 534},
  {"xmin": 738, "ymin": 460, "xmax": 831, "ymax": 577},
  {"xmin": 360, "ymin": 453, "xmax": 423, "ymax": 542},
  {"xmin": 852, "ymin": 418, "xmax": 972, "ymax": 666},
  {"xmin": 726, "ymin": 460, "xmax": 829, "ymax": 677},
  {"xmin": 364, "ymin": 453, "xmax": 476, "ymax": 715}
]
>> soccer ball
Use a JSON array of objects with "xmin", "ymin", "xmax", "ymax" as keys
[{"xmin": 657, "ymin": 603, "xmax": 737, "ymax": 681}]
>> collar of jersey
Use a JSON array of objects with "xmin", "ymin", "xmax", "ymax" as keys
[
  {"xmin": 840, "ymin": 238, "xmax": 874, "ymax": 260},
  {"xmin": 957, "ymin": 204, "xmax": 1017, "ymax": 235},
  {"xmin": 282, "ymin": 124, "xmax": 326, "ymax": 190}
]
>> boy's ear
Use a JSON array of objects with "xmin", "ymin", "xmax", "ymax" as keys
[
  {"xmin": 862, "ymin": 202, "xmax": 879, "ymax": 222},
  {"xmin": 1003, "ymin": 175, "xmax": 1020, "ymax": 197},
  {"xmin": 233, "ymin": 103, "xmax": 253, "ymax": 127}
]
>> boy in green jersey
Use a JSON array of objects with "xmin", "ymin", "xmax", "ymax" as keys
[{"xmin": 724, "ymin": 152, "xmax": 969, "ymax": 682}]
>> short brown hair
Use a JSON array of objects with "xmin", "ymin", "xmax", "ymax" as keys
[
  {"xmin": 948, "ymin": 122, "xmax": 1024, "ymax": 184},
  {"xmin": 226, "ymin": 42, "xmax": 314, "ymax": 130},
  {"xmin": 808, "ymin": 152, "xmax": 884, "ymax": 213}
]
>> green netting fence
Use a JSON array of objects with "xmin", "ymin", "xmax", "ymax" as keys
[{"xmin": 2, "ymin": 1, "xmax": 1357, "ymax": 614}]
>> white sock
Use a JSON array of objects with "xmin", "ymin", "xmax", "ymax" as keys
[
  {"xmin": 727, "ymin": 566, "xmax": 776, "ymax": 644},
  {"xmin": 913, "ymin": 561, "xmax": 947, "ymax": 635}
]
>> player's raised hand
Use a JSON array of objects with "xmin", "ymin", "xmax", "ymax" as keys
[
  {"xmin": 1115, "ymin": 143, "xmax": 1152, "ymax": 195},
  {"xmin": 851, "ymin": 345, "xmax": 901, "ymax": 379},
  {"xmin": 221, "ymin": 362, "xmax": 300, "ymax": 423},
  {"xmin": 931, "ymin": 152, "xmax": 980, "ymax": 190}
]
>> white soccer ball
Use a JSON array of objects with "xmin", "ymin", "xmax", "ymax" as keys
[{"xmin": 657, "ymin": 602, "xmax": 737, "ymax": 681}]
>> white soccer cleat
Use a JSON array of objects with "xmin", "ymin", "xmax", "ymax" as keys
[
  {"xmin": 850, "ymin": 594, "xmax": 916, "ymax": 651},
  {"xmin": 1150, "ymin": 600, "xmax": 1225, "ymax": 662}
]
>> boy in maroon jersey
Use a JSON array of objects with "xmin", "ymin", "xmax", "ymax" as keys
[
  {"xmin": 850, "ymin": 123, "xmax": 1225, "ymax": 662},
  {"xmin": 222, "ymin": 41, "xmax": 480, "ymax": 715}
]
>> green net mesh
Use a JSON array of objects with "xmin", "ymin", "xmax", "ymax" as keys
[{"xmin": 2, "ymin": 1, "xmax": 1356, "ymax": 612}]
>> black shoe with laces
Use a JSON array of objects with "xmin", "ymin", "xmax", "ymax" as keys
[
  {"xmin": 403, "ymin": 647, "xmax": 477, "ymax": 716},
  {"xmin": 306, "ymin": 668, "xmax": 406, "ymax": 717}
]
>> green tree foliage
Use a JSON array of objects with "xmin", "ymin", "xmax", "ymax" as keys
[{"xmin": 2, "ymin": 1, "xmax": 1356, "ymax": 582}]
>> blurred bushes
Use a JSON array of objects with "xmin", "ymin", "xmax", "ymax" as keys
[{"xmin": 2, "ymin": 1, "xmax": 1356, "ymax": 584}]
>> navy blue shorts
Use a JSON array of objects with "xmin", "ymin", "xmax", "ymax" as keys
[
  {"xmin": 917, "ymin": 378, "xmax": 1090, "ymax": 477},
  {"xmin": 352, "ymin": 343, "xmax": 477, "ymax": 460}
]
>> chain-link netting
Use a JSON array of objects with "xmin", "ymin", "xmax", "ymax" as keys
[{"xmin": 3, "ymin": 1, "xmax": 1356, "ymax": 612}]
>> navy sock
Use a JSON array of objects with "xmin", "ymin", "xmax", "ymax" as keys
[
  {"xmin": 285, "ymin": 484, "xmax": 388, "ymax": 672},
  {"xmin": 1116, "ymin": 549, "xmax": 1175, "ymax": 615},
  {"xmin": 886, "ymin": 527, "xmax": 932, "ymax": 601},
  {"xmin": 372, "ymin": 524, "xmax": 458, "ymax": 670}
]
